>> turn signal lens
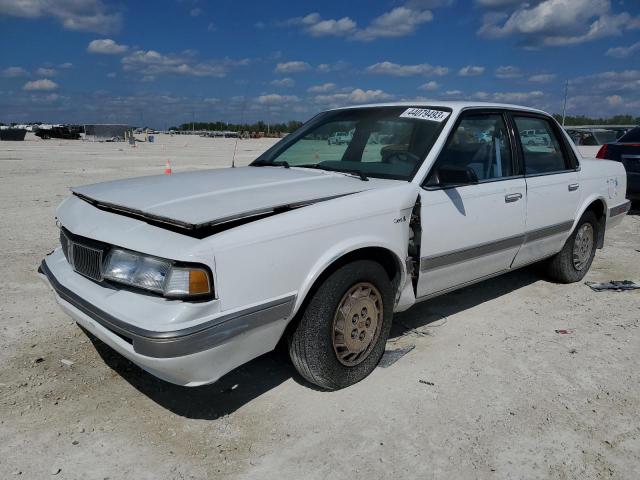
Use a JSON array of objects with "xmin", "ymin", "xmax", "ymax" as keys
[
  {"xmin": 189, "ymin": 269, "xmax": 210, "ymax": 295},
  {"xmin": 165, "ymin": 267, "xmax": 211, "ymax": 298}
]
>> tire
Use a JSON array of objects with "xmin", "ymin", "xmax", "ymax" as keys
[
  {"xmin": 288, "ymin": 260, "xmax": 394, "ymax": 390},
  {"xmin": 546, "ymin": 211, "xmax": 598, "ymax": 283}
]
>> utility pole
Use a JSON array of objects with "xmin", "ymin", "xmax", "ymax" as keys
[
  {"xmin": 192, "ymin": 111, "xmax": 195, "ymax": 133},
  {"xmin": 561, "ymin": 80, "xmax": 569, "ymax": 127}
]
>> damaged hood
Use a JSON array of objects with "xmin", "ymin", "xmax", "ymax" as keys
[{"xmin": 72, "ymin": 166, "xmax": 390, "ymax": 229}]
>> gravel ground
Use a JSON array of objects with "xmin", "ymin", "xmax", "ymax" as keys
[{"xmin": 1, "ymin": 133, "xmax": 639, "ymax": 479}]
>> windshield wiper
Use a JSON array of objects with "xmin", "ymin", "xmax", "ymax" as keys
[
  {"xmin": 252, "ymin": 160, "xmax": 290, "ymax": 168},
  {"xmin": 297, "ymin": 164, "xmax": 369, "ymax": 181}
]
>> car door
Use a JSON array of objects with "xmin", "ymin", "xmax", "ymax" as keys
[
  {"xmin": 417, "ymin": 110, "xmax": 526, "ymax": 298},
  {"xmin": 509, "ymin": 113, "xmax": 581, "ymax": 268}
]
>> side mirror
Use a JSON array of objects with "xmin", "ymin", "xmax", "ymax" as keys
[{"xmin": 437, "ymin": 165, "xmax": 479, "ymax": 186}]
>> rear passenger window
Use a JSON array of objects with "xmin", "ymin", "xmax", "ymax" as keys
[
  {"xmin": 432, "ymin": 114, "xmax": 513, "ymax": 182},
  {"xmin": 514, "ymin": 116, "xmax": 569, "ymax": 174}
]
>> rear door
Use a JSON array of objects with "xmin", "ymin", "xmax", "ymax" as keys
[
  {"xmin": 417, "ymin": 110, "xmax": 526, "ymax": 298},
  {"xmin": 510, "ymin": 113, "xmax": 581, "ymax": 267}
]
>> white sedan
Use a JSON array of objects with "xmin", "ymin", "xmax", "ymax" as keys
[{"xmin": 40, "ymin": 102, "xmax": 630, "ymax": 390}]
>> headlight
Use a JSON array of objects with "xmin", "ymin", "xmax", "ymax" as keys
[{"xmin": 103, "ymin": 248, "xmax": 212, "ymax": 299}]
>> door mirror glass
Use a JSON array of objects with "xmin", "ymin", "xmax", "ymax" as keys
[{"xmin": 437, "ymin": 165, "xmax": 479, "ymax": 185}]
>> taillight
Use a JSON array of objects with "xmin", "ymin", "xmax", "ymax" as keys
[{"xmin": 596, "ymin": 144, "xmax": 608, "ymax": 159}]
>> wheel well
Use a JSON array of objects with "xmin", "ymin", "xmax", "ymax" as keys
[
  {"xmin": 584, "ymin": 199, "xmax": 606, "ymax": 248},
  {"xmin": 279, "ymin": 247, "xmax": 402, "ymax": 344}
]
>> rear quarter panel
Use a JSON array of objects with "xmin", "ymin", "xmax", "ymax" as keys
[{"xmin": 576, "ymin": 158, "xmax": 627, "ymax": 226}]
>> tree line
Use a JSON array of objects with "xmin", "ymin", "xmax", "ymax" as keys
[
  {"xmin": 552, "ymin": 114, "xmax": 640, "ymax": 126},
  {"xmin": 169, "ymin": 120, "xmax": 304, "ymax": 133}
]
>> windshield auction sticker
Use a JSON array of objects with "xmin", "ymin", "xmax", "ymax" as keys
[{"xmin": 400, "ymin": 108, "xmax": 450, "ymax": 122}]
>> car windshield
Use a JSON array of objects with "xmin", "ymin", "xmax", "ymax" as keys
[
  {"xmin": 592, "ymin": 130, "xmax": 618, "ymax": 144},
  {"xmin": 252, "ymin": 106, "xmax": 451, "ymax": 180},
  {"xmin": 619, "ymin": 127, "xmax": 640, "ymax": 143}
]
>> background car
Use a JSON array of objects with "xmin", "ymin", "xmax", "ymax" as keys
[
  {"xmin": 327, "ymin": 131, "xmax": 351, "ymax": 145},
  {"xmin": 520, "ymin": 129, "xmax": 549, "ymax": 146},
  {"xmin": 566, "ymin": 127, "xmax": 633, "ymax": 158},
  {"xmin": 596, "ymin": 126, "xmax": 640, "ymax": 201}
]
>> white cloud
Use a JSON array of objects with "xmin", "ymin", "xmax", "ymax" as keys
[
  {"xmin": 58, "ymin": 62, "xmax": 73, "ymax": 69},
  {"xmin": 307, "ymin": 17, "xmax": 357, "ymax": 37},
  {"xmin": 0, "ymin": 0, "xmax": 122, "ymax": 34},
  {"xmin": 23, "ymin": 79, "xmax": 58, "ymax": 91},
  {"xmin": 444, "ymin": 90, "xmax": 463, "ymax": 96},
  {"xmin": 314, "ymin": 88, "xmax": 393, "ymax": 106},
  {"xmin": 256, "ymin": 94, "xmax": 299, "ymax": 105},
  {"xmin": 606, "ymin": 42, "xmax": 640, "ymax": 58},
  {"xmin": 419, "ymin": 81, "xmax": 440, "ymax": 91},
  {"xmin": 366, "ymin": 61, "xmax": 449, "ymax": 77},
  {"xmin": 274, "ymin": 61, "xmax": 311, "ymax": 73},
  {"xmin": 472, "ymin": 90, "xmax": 544, "ymax": 104},
  {"xmin": 190, "ymin": 8, "xmax": 202, "ymax": 17},
  {"xmin": 307, "ymin": 82, "xmax": 336, "ymax": 93},
  {"xmin": 87, "ymin": 38, "xmax": 128, "ymax": 55},
  {"xmin": 36, "ymin": 67, "xmax": 56, "ymax": 76},
  {"xmin": 207, "ymin": 22, "xmax": 216, "ymax": 32},
  {"xmin": 478, "ymin": 0, "xmax": 640, "ymax": 47},
  {"xmin": 572, "ymin": 70, "xmax": 640, "ymax": 94},
  {"xmin": 495, "ymin": 65, "xmax": 522, "ymax": 79},
  {"xmin": 122, "ymin": 49, "xmax": 249, "ymax": 78},
  {"xmin": 349, "ymin": 88, "xmax": 393, "ymax": 103},
  {"xmin": 606, "ymin": 94, "xmax": 622, "ymax": 106},
  {"xmin": 475, "ymin": 0, "xmax": 521, "ymax": 5},
  {"xmin": 283, "ymin": 2, "xmax": 439, "ymax": 41},
  {"xmin": 458, "ymin": 65, "xmax": 485, "ymax": 76},
  {"xmin": 529, "ymin": 73, "xmax": 557, "ymax": 83},
  {"xmin": 2, "ymin": 66, "xmax": 28, "ymax": 77},
  {"xmin": 271, "ymin": 78, "xmax": 295, "ymax": 87},
  {"xmin": 106, "ymin": 72, "xmax": 117, "ymax": 78},
  {"xmin": 354, "ymin": 7, "xmax": 433, "ymax": 41},
  {"xmin": 316, "ymin": 61, "xmax": 349, "ymax": 73}
]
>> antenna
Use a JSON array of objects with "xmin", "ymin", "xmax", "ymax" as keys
[
  {"xmin": 231, "ymin": 92, "xmax": 248, "ymax": 168},
  {"xmin": 561, "ymin": 80, "xmax": 569, "ymax": 127}
]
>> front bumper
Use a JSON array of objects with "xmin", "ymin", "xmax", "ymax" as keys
[{"xmin": 39, "ymin": 252, "xmax": 295, "ymax": 386}]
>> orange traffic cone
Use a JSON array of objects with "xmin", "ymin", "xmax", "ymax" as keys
[{"xmin": 164, "ymin": 160, "xmax": 172, "ymax": 175}]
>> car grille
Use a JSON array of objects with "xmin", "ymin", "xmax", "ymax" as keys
[{"xmin": 60, "ymin": 229, "xmax": 106, "ymax": 282}]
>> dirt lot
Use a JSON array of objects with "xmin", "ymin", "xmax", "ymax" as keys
[{"xmin": 1, "ymin": 134, "xmax": 639, "ymax": 479}]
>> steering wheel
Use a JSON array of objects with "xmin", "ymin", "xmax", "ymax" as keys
[{"xmin": 382, "ymin": 150, "xmax": 421, "ymax": 166}]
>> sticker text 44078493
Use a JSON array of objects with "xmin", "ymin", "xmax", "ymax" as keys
[{"xmin": 400, "ymin": 108, "xmax": 450, "ymax": 122}]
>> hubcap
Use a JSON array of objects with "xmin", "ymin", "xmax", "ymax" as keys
[
  {"xmin": 572, "ymin": 223, "xmax": 594, "ymax": 271},
  {"xmin": 332, "ymin": 282, "xmax": 383, "ymax": 367}
]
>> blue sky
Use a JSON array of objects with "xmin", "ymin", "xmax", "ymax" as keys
[{"xmin": 1, "ymin": 0, "xmax": 639, "ymax": 127}]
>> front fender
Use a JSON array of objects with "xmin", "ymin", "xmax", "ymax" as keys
[
  {"xmin": 291, "ymin": 237, "xmax": 408, "ymax": 318},
  {"xmin": 208, "ymin": 182, "xmax": 420, "ymax": 314}
]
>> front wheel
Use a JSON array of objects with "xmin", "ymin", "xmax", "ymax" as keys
[
  {"xmin": 288, "ymin": 260, "xmax": 394, "ymax": 390},
  {"xmin": 545, "ymin": 211, "xmax": 598, "ymax": 283}
]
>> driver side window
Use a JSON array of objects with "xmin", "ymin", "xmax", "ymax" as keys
[{"xmin": 430, "ymin": 113, "xmax": 513, "ymax": 184}]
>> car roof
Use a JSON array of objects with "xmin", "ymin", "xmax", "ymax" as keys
[{"xmin": 327, "ymin": 101, "xmax": 548, "ymax": 116}]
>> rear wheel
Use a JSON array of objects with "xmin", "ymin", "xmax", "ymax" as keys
[
  {"xmin": 546, "ymin": 211, "xmax": 598, "ymax": 283},
  {"xmin": 288, "ymin": 260, "xmax": 394, "ymax": 390}
]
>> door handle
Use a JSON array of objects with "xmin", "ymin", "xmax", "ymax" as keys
[
  {"xmin": 505, "ymin": 193, "xmax": 523, "ymax": 203},
  {"xmin": 568, "ymin": 183, "xmax": 579, "ymax": 191}
]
